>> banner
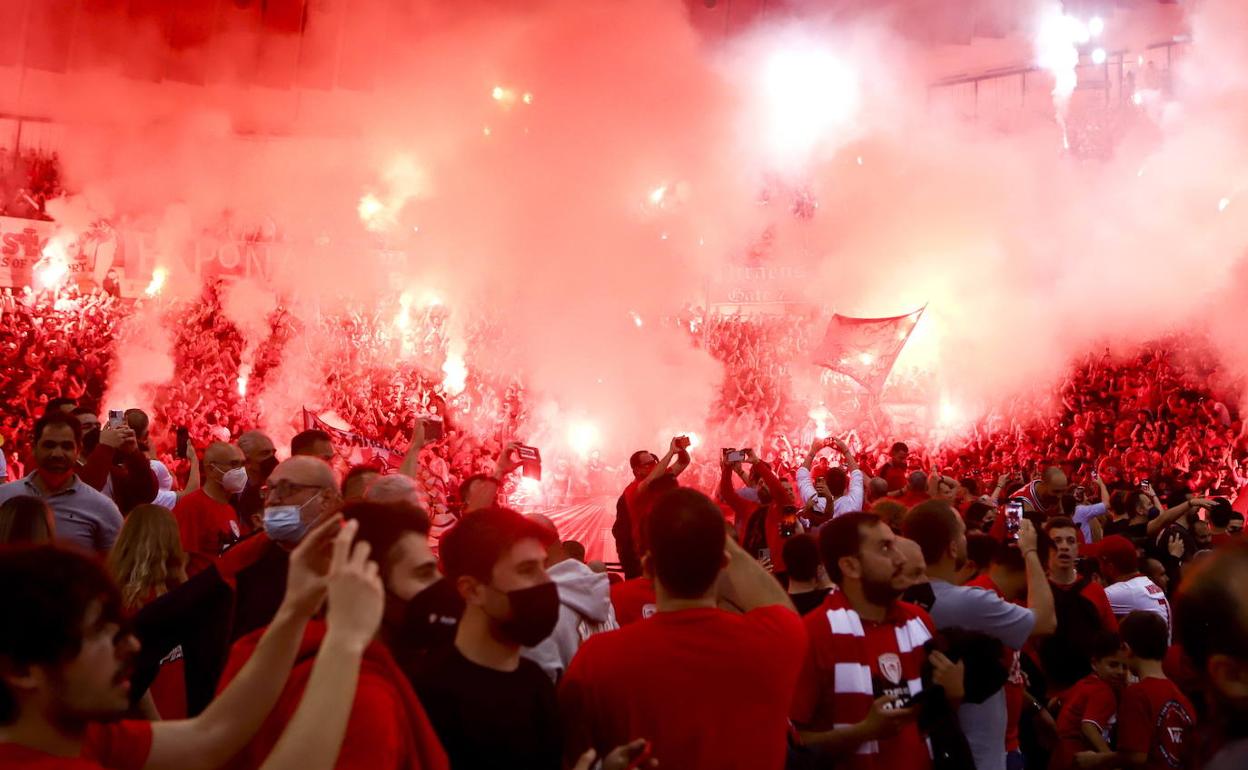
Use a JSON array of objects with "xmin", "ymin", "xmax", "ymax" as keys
[
  {"xmin": 814, "ymin": 306, "xmax": 926, "ymax": 394},
  {"xmin": 706, "ymin": 263, "xmax": 810, "ymax": 307},
  {"xmin": 301, "ymin": 409, "xmax": 403, "ymax": 468}
]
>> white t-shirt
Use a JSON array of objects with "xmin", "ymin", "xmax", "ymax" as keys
[{"xmin": 1105, "ymin": 575, "xmax": 1171, "ymax": 638}]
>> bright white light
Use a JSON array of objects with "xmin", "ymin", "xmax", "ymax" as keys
[
  {"xmin": 630, "ymin": 311, "xmax": 643, "ymax": 328},
  {"xmin": 482, "ymin": 126, "xmax": 492, "ymax": 136},
  {"xmin": 519, "ymin": 477, "xmax": 542, "ymax": 493},
  {"xmin": 858, "ymin": 352, "xmax": 875, "ymax": 366},
  {"xmin": 442, "ymin": 350, "xmax": 467, "ymax": 396},
  {"xmin": 684, "ymin": 432, "xmax": 701, "ymax": 449},
  {"xmin": 491, "ymin": 86, "xmax": 505, "ymax": 101},
  {"xmin": 649, "ymin": 184, "xmax": 667, "ymax": 205},
  {"xmin": 1088, "ymin": 17, "xmax": 1104, "ymax": 37},
  {"xmin": 938, "ymin": 398, "xmax": 961, "ymax": 427},
  {"xmin": 1131, "ymin": 91, "xmax": 1144, "ymax": 106},
  {"xmin": 808, "ymin": 405, "xmax": 831, "ymax": 439},
  {"xmin": 357, "ymin": 193, "xmax": 386, "ymax": 231},
  {"xmin": 856, "ymin": 156, "xmax": 863, "ymax": 166},
  {"xmin": 144, "ymin": 267, "xmax": 167, "ymax": 297},
  {"xmin": 1219, "ymin": 197, "xmax": 1231, "ymax": 212},
  {"xmin": 756, "ymin": 40, "xmax": 860, "ymax": 169},
  {"xmin": 1091, "ymin": 48, "xmax": 1107, "ymax": 65},
  {"xmin": 567, "ymin": 422, "xmax": 599, "ymax": 458},
  {"xmin": 522, "ymin": 92, "xmax": 533, "ymax": 105},
  {"xmin": 237, "ymin": 365, "xmax": 251, "ymax": 397},
  {"xmin": 33, "ymin": 233, "xmax": 73, "ymax": 292},
  {"xmin": 1035, "ymin": 7, "xmax": 1089, "ymax": 110}
]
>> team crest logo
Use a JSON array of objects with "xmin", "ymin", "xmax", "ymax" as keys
[
  {"xmin": 878, "ymin": 652, "xmax": 903, "ymax": 685},
  {"xmin": 1156, "ymin": 700, "xmax": 1192, "ymax": 767}
]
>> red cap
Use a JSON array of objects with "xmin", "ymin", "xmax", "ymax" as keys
[{"xmin": 1081, "ymin": 535, "xmax": 1139, "ymax": 573}]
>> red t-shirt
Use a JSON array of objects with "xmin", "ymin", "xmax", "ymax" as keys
[
  {"xmin": 1052, "ymin": 674, "xmax": 1119, "ymax": 770},
  {"xmin": 1117, "ymin": 677, "xmax": 1196, "ymax": 770},
  {"xmin": 1053, "ymin": 578, "xmax": 1120, "ymax": 634},
  {"xmin": 174, "ymin": 490, "xmax": 242, "ymax": 575},
  {"xmin": 559, "ymin": 605, "xmax": 806, "ymax": 770},
  {"xmin": 966, "ymin": 574, "xmax": 1025, "ymax": 753},
  {"xmin": 609, "ymin": 577, "xmax": 657, "ymax": 626},
  {"xmin": 791, "ymin": 591, "xmax": 935, "ymax": 770},
  {"xmin": 0, "ymin": 720, "xmax": 157, "ymax": 769}
]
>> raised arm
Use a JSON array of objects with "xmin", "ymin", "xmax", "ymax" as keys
[
  {"xmin": 1146, "ymin": 497, "xmax": 1211, "ymax": 538},
  {"xmin": 1018, "ymin": 520, "xmax": 1057, "ymax": 637},
  {"xmin": 144, "ymin": 516, "xmax": 344, "ymax": 770},
  {"xmin": 398, "ymin": 420, "xmax": 426, "ymax": 480},
  {"xmin": 258, "ymin": 521, "xmax": 383, "ymax": 770}
]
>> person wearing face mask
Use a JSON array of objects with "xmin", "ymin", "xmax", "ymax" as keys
[
  {"xmin": 226, "ymin": 455, "xmax": 343, "ymax": 641},
  {"xmin": 75, "ymin": 407, "xmax": 159, "ymax": 514},
  {"xmin": 407, "ymin": 506, "xmax": 564, "ymax": 770},
  {"xmin": 171, "ymin": 441, "xmax": 246, "ymax": 576},
  {"xmin": 0, "ymin": 413, "xmax": 121, "ymax": 553},
  {"xmin": 234, "ymin": 430, "xmax": 278, "ymax": 532}
]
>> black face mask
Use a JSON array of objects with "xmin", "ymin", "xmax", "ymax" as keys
[
  {"xmin": 902, "ymin": 582, "xmax": 936, "ymax": 612},
  {"xmin": 490, "ymin": 581, "xmax": 560, "ymax": 648},
  {"xmin": 397, "ymin": 578, "xmax": 465, "ymax": 652},
  {"xmin": 258, "ymin": 455, "xmax": 279, "ymax": 482},
  {"xmin": 82, "ymin": 427, "xmax": 101, "ymax": 453}
]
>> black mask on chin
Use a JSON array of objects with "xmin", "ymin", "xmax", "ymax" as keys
[{"xmin": 258, "ymin": 455, "xmax": 279, "ymax": 482}]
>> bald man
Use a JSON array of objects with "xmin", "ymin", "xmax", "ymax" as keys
[
  {"xmin": 520, "ymin": 513, "xmax": 617, "ymax": 682},
  {"xmin": 1009, "ymin": 466, "xmax": 1068, "ymax": 517},
  {"xmin": 233, "ymin": 430, "xmax": 277, "ymax": 531},
  {"xmin": 173, "ymin": 441, "xmax": 246, "ymax": 575},
  {"xmin": 228, "ymin": 456, "xmax": 341, "ymax": 641}
]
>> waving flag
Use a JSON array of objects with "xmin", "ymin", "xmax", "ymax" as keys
[{"xmin": 814, "ymin": 306, "xmax": 925, "ymax": 394}]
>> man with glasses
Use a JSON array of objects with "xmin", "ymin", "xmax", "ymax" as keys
[
  {"xmin": 227, "ymin": 456, "xmax": 342, "ymax": 640},
  {"xmin": 172, "ymin": 442, "xmax": 247, "ymax": 575}
]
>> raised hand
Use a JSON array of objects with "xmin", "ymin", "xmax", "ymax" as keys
[
  {"xmin": 282, "ymin": 514, "xmax": 344, "ymax": 618},
  {"xmin": 324, "ymin": 519, "xmax": 384, "ymax": 654}
]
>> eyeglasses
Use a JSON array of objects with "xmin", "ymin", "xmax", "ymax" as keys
[
  {"xmin": 210, "ymin": 460, "xmax": 245, "ymax": 471},
  {"xmin": 261, "ymin": 480, "xmax": 326, "ymax": 500}
]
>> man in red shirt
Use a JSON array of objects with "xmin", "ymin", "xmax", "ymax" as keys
[
  {"xmin": 876, "ymin": 442, "xmax": 909, "ymax": 494},
  {"xmin": 613, "ymin": 438, "xmax": 690, "ymax": 579},
  {"xmin": 0, "ymin": 517, "xmax": 358, "ymax": 770},
  {"xmin": 174, "ymin": 442, "xmax": 247, "ymax": 575},
  {"xmin": 1105, "ymin": 611, "xmax": 1196, "ymax": 770},
  {"xmin": 791, "ymin": 511, "xmax": 963, "ymax": 769},
  {"xmin": 716, "ymin": 450, "xmax": 797, "ymax": 575},
  {"xmin": 609, "ymin": 576, "xmax": 657, "ymax": 625},
  {"xmin": 560, "ymin": 487, "xmax": 806, "ymax": 770},
  {"xmin": 1008, "ymin": 467, "xmax": 1068, "ymax": 518}
]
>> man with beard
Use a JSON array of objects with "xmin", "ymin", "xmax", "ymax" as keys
[
  {"xmin": 0, "ymin": 413, "xmax": 121, "ymax": 553},
  {"xmin": 791, "ymin": 512, "xmax": 964, "ymax": 769},
  {"xmin": 1174, "ymin": 542, "xmax": 1248, "ymax": 770},
  {"xmin": 1008, "ymin": 466, "xmax": 1069, "ymax": 518},
  {"xmin": 903, "ymin": 499, "xmax": 1056, "ymax": 770}
]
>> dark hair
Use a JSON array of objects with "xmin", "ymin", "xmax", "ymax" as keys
[
  {"xmin": 342, "ymin": 501, "xmax": 430, "ymax": 574},
  {"xmin": 890, "ymin": 442, "xmax": 908, "ymax": 454},
  {"xmin": 902, "ymin": 500, "xmax": 961, "ymax": 566},
  {"xmin": 562, "ymin": 540, "xmax": 586, "ymax": 563},
  {"xmin": 290, "ymin": 429, "xmax": 333, "ymax": 457},
  {"xmin": 966, "ymin": 533, "xmax": 998, "ymax": 572},
  {"xmin": 457, "ymin": 473, "xmax": 498, "ymax": 504},
  {"xmin": 960, "ymin": 478, "xmax": 981, "ymax": 497},
  {"xmin": 1089, "ymin": 629, "xmax": 1123, "ymax": 662},
  {"xmin": 32, "ymin": 412, "xmax": 82, "ymax": 447},
  {"xmin": 123, "ymin": 408, "xmax": 150, "ymax": 439},
  {"xmin": 990, "ymin": 542, "xmax": 1026, "ymax": 572},
  {"xmin": 0, "ymin": 496, "xmax": 55, "ymax": 544},
  {"xmin": 1120, "ymin": 610, "xmax": 1169, "ymax": 661},
  {"xmin": 964, "ymin": 501, "xmax": 994, "ymax": 531},
  {"xmin": 824, "ymin": 467, "xmax": 849, "ymax": 498},
  {"xmin": 43, "ymin": 397, "xmax": 77, "ymax": 415},
  {"xmin": 0, "ymin": 546, "xmax": 124, "ymax": 723},
  {"xmin": 1043, "ymin": 516, "xmax": 1078, "ymax": 535},
  {"xmin": 1041, "ymin": 516, "xmax": 1078, "ymax": 562},
  {"xmin": 782, "ymin": 533, "xmax": 821, "ymax": 583},
  {"xmin": 1174, "ymin": 543, "xmax": 1248, "ymax": 669},
  {"xmin": 647, "ymin": 488, "xmax": 726, "ymax": 599},
  {"xmin": 1209, "ymin": 499, "xmax": 1234, "ymax": 529},
  {"xmin": 439, "ymin": 506, "xmax": 555, "ymax": 583},
  {"xmin": 341, "ymin": 463, "xmax": 381, "ymax": 496},
  {"xmin": 818, "ymin": 512, "xmax": 881, "ymax": 585},
  {"xmin": 70, "ymin": 406, "xmax": 96, "ymax": 419},
  {"xmin": 629, "ymin": 451, "xmax": 657, "ymax": 471}
]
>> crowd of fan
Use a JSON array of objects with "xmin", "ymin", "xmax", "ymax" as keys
[{"xmin": 0, "ymin": 147, "xmax": 63, "ymax": 220}]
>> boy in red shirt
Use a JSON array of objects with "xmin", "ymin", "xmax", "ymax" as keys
[
  {"xmin": 1050, "ymin": 630, "xmax": 1127, "ymax": 770},
  {"xmin": 1080, "ymin": 611, "xmax": 1196, "ymax": 770}
]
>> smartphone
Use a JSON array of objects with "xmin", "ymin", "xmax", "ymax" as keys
[
  {"xmin": 515, "ymin": 444, "xmax": 542, "ymax": 481},
  {"xmin": 758, "ymin": 547, "xmax": 771, "ymax": 561},
  {"xmin": 723, "ymin": 448, "xmax": 747, "ymax": 464},
  {"xmin": 675, "ymin": 435, "xmax": 691, "ymax": 450},
  {"xmin": 1005, "ymin": 500, "xmax": 1024, "ymax": 541},
  {"xmin": 1090, "ymin": 469, "xmax": 1099, "ymax": 481},
  {"xmin": 176, "ymin": 426, "xmax": 189, "ymax": 459},
  {"xmin": 420, "ymin": 415, "xmax": 444, "ymax": 441},
  {"xmin": 108, "ymin": 409, "xmax": 124, "ymax": 429}
]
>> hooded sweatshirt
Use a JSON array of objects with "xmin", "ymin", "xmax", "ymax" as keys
[
  {"xmin": 522, "ymin": 559, "xmax": 618, "ymax": 682},
  {"xmin": 218, "ymin": 620, "xmax": 449, "ymax": 770}
]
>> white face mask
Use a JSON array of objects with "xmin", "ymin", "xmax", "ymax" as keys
[{"xmin": 220, "ymin": 466, "xmax": 248, "ymax": 494}]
